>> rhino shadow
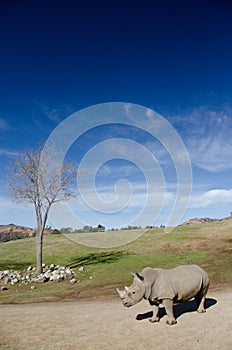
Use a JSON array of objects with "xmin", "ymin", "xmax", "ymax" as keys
[{"xmin": 136, "ymin": 298, "xmax": 217, "ymax": 321}]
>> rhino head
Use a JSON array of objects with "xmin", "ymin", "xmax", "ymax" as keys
[{"xmin": 116, "ymin": 272, "xmax": 146, "ymax": 307}]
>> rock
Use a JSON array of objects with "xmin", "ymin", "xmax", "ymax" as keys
[
  {"xmin": 1, "ymin": 286, "xmax": 8, "ymax": 290},
  {"xmin": 32, "ymin": 275, "xmax": 47, "ymax": 283},
  {"xmin": 58, "ymin": 266, "xmax": 66, "ymax": 272},
  {"xmin": 49, "ymin": 273, "xmax": 60, "ymax": 282},
  {"xmin": 64, "ymin": 268, "xmax": 73, "ymax": 278},
  {"xmin": 44, "ymin": 271, "xmax": 52, "ymax": 279},
  {"xmin": 42, "ymin": 263, "xmax": 46, "ymax": 268},
  {"xmin": 70, "ymin": 278, "xmax": 77, "ymax": 283},
  {"xmin": 30, "ymin": 285, "xmax": 36, "ymax": 290},
  {"xmin": 4, "ymin": 276, "xmax": 11, "ymax": 285},
  {"xmin": 78, "ymin": 266, "xmax": 84, "ymax": 272},
  {"xmin": 0, "ymin": 264, "xmax": 75, "ymax": 285}
]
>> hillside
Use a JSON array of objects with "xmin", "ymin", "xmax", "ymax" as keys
[
  {"xmin": 0, "ymin": 223, "xmax": 53, "ymax": 242},
  {"xmin": 0, "ymin": 217, "xmax": 231, "ymax": 304},
  {"xmin": 1, "ymin": 212, "xmax": 232, "ymax": 243}
]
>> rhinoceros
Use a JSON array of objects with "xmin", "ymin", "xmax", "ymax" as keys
[{"xmin": 116, "ymin": 264, "xmax": 210, "ymax": 325}]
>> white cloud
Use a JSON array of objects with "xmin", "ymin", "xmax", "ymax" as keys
[
  {"xmin": 146, "ymin": 108, "xmax": 155, "ymax": 119},
  {"xmin": 98, "ymin": 163, "xmax": 140, "ymax": 177},
  {"xmin": 45, "ymin": 108, "xmax": 62, "ymax": 123},
  {"xmin": 173, "ymin": 106, "xmax": 232, "ymax": 172},
  {"xmin": 123, "ymin": 103, "xmax": 133, "ymax": 117},
  {"xmin": 0, "ymin": 149, "xmax": 20, "ymax": 157},
  {"xmin": 190, "ymin": 189, "xmax": 232, "ymax": 208}
]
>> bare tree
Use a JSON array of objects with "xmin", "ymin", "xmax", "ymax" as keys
[{"xmin": 8, "ymin": 145, "xmax": 77, "ymax": 273}]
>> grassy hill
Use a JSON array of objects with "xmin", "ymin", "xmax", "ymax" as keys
[{"xmin": 0, "ymin": 218, "xmax": 231, "ymax": 303}]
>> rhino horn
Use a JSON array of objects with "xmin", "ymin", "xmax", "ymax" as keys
[
  {"xmin": 125, "ymin": 286, "xmax": 130, "ymax": 293},
  {"xmin": 116, "ymin": 288, "xmax": 125, "ymax": 298}
]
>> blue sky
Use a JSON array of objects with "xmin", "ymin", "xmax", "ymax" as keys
[{"xmin": 0, "ymin": 0, "xmax": 232, "ymax": 230}]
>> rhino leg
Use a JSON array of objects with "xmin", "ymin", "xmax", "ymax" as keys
[
  {"xmin": 196, "ymin": 283, "xmax": 209, "ymax": 313},
  {"xmin": 149, "ymin": 304, "xmax": 160, "ymax": 323},
  {"xmin": 162, "ymin": 299, "xmax": 177, "ymax": 325},
  {"xmin": 197, "ymin": 295, "xmax": 206, "ymax": 313}
]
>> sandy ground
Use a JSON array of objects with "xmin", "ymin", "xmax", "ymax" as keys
[{"xmin": 0, "ymin": 289, "xmax": 231, "ymax": 350}]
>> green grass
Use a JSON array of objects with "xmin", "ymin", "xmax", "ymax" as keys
[{"xmin": 0, "ymin": 219, "xmax": 232, "ymax": 303}]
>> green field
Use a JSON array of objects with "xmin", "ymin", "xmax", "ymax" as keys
[{"xmin": 0, "ymin": 219, "xmax": 232, "ymax": 303}]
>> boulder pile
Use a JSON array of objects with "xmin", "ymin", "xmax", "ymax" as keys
[{"xmin": 0, "ymin": 263, "xmax": 78, "ymax": 289}]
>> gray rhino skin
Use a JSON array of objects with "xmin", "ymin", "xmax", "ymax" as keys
[{"xmin": 117, "ymin": 264, "xmax": 210, "ymax": 325}]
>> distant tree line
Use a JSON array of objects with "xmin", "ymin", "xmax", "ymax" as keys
[
  {"xmin": 60, "ymin": 224, "xmax": 106, "ymax": 234},
  {"xmin": 59, "ymin": 224, "xmax": 166, "ymax": 233}
]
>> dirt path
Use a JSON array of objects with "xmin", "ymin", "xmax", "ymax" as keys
[{"xmin": 0, "ymin": 289, "xmax": 231, "ymax": 350}]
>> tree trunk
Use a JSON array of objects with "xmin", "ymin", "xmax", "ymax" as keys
[
  {"xmin": 36, "ymin": 231, "xmax": 43, "ymax": 273},
  {"xmin": 35, "ymin": 205, "xmax": 43, "ymax": 274}
]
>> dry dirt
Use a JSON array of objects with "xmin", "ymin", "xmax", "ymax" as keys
[{"xmin": 0, "ymin": 289, "xmax": 231, "ymax": 350}]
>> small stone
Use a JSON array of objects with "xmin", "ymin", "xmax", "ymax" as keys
[
  {"xmin": 42, "ymin": 263, "xmax": 46, "ymax": 268},
  {"xmin": 89, "ymin": 276, "xmax": 93, "ymax": 279},
  {"xmin": 12, "ymin": 278, "xmax": 19, "ymax": 283},
  {"xmin": 50, "ymin": 273, "xmax": 60, "ymax": 282},
  {"xmin": 30, "ymin": 285, "xmax": 36, "ymax": 290},
  {"xmin": 44, "ymin": 271, "xmax": 52, "ymax": 279},
  {"xmin": 59, "ymin": 266, "xmax": 65, "ymax": 272},
  {"xmin": 32, "ymin": 275, "xmax": 47, "ymax": 283},
  {"xmin": 70, "ymin": 278, "xmax": 77, "ymax": 284},
  {"xmin": 27, "ymin": 266, "xmax": 33, "ymax": 271},
  {"xmin": 4, "ymin": 277, "xmax": 11, "ymax": 285},
  {"xmin": 65, "ymin": 268, "xmax": 73, "ymax": 278},
  {"xmin": 78, "ymin": 266, "xmax": 84, "ymax": 272},
  {"xmin": 1, "ymin": 286, "xmax": 8, "ymax": 291}
]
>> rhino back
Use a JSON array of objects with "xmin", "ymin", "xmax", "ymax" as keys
[{"xmin": 152, "ymin": 265, "xmax": 208, "ymax": 302}]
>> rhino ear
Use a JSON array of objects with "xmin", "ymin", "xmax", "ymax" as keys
[{"xmin": 131, "ymin": 272, "xmax": 144, "ymax": 282}]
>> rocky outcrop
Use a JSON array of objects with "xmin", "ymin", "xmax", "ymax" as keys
[
  {"xmin": 181, "ymin": 213, "xmax": 232, "ymax": 226},
  {"xmin": 0, "ymin": 224, "xmax": 53, "ymax": 242},
  {"xmin": 0, "ymin": 263, "xmax": 79, "ymax": 287},
  {"xmin": 181, "ymin": 217, "xmax": 217, "ymax": 225}
]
